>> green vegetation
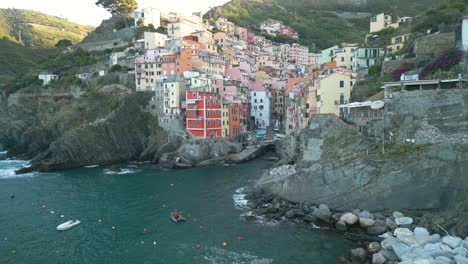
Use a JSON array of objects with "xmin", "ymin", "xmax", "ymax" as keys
[
  {"xmin": 55, "ymin": 39, "xmax": 73, "ymax": 48},
  {"xmin": 412, "ymin": 0, "xmax": 468, "ymax": 33},
  {"xmin": 207, "ymin": 0, "xmax": 445, "ymax": 49},
  {"xmin": 0, "ymin": 9, "xmax": 93, "ymax": 48},
  {"xmin": 0, "ymin": 38, "xmax": 60, "ymax": 84}
]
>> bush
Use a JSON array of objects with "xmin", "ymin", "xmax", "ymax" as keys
[
  {"xmin": 419, "ymin": 48, "xmax": 463, "ymax": 79},
  {"xmin": 55, "ymin": 39, "xmax": 73, "ymax": 48}
]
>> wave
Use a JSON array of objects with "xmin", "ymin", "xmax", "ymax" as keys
[
  {"xmin": 0, "ymin": 160, "xmax": 38, "ymax": 179},
  {"xmin": 233, "ymin": 187, "xmax": 249, "ymax": 210},
  {"xmin": 203, "ymin": 246, "xmax": 273, "ymax": 264},
  {"xmin": 103, "ymin": 168, "xmax": 140, "ymax": 175},
  {"xmin": 84, "ymin": 165, "xmax": 100, "ymax": 168},
  {"xmin": 0, "ymin": 151, "xmax": 6, "ymax": 154}
]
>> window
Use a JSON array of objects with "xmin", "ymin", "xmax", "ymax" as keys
[
  {"xmin": 341, "ymin": 57, "xmax": 344, "ymax": 62},
  {"xmin": 339, "ymin": 81, "xmax": 344, "ymax": 88}
]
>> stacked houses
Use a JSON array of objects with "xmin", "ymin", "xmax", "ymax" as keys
[{"xmin": 131, "ymin": 9, "xmax": 394, "ymax": 138}]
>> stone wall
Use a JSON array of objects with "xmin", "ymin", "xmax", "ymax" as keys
[{"xmin": 414, "ymin": 32, "xmax": 456, "ymax": 58}]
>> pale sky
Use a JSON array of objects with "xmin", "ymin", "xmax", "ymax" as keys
[{"xmin": 0, "ymin": 0, "xmax": 229, "ymax": 26}]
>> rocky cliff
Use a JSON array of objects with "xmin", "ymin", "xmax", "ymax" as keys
[
  {"xmin": 0, "ymin": 84, "xmax": 167, "ymax": 173},
  {"xmin": 256, "ymin": 88, "xmax": 468, "ymax": 235}
]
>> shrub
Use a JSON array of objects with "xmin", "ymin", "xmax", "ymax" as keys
[{"xmin": 419, "ymin": 48, "xmax": 463, "ymax": 79}]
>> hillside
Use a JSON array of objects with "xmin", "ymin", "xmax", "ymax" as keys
[
  {"xmin": 0, "ymin": 8, "xmax": 94, "ymax": 48},
  {"xmin": 206, "ymin": 0, "xmax": 444, "ymax": 49}
]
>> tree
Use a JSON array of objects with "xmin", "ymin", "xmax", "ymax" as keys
[
  {"xmin": 95, "ymin": 0, "xmax": 137, "ymax": 16},
  {"xmin": 55, "ymin": 39, "xmax": 73, "ymax": 48}
]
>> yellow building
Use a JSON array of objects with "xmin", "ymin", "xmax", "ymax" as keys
[
  {"xmin": 370, "ymin": 13, "xmax": 399, "ymax": 33},
  {"xmin": 222, "ymin": 102, "xmax": 230, "ymax": 137},
  {"xmin": 316, "ymin": 72, "xmax": 353, "ymax": 116},
  {"xmin": 387, "ymin": 34, "xmax": 411, "ymax": 54}
]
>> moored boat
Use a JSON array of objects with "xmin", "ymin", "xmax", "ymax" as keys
[{"xmin": 57, "ymin": 220, "xmax": 81, "ymax": 231}]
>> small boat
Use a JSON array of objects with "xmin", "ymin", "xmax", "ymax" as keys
[
  {"xmin": 57, "ymin": 220, "xmax": 81, "ymax": 231},
  {"xmin": 170, "ymin": 215, "xmax": 185, "ymax": 223}
]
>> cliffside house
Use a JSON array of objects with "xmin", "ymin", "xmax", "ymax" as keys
[
  {"xmin": 387, "ymin": 34, "xmax": 411, "ymax": 54},
  {"xmin": 38, "ymin": 73, "xmax": 59, "ymax": 86},
  {"xmin": 370, "ymin": 13, "xmax": 399, "ymax": 33},
  {"xmin": 185, "ymin": 90, "xmax": 222, "ymax": 138},
  {"xmin": 315, "ymin": 72, "xmax": 354, "ymax": 116},
  {"xmin": 134, "ymin": 7, "xmax": 161, "ymax": 28}
]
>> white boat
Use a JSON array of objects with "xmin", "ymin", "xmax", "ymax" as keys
[{"xmin": 57, "ymin": 220, "xmax": 81, "ymax": 231}]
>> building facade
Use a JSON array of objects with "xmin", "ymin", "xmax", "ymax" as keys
[{"xmin": 186, "ymin": 91, "xmax": 222, "ymax": 138}]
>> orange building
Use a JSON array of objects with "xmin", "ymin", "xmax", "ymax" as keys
[{"xmin": 229, "ymin": 103, "xmax": 241, "ymax": 136}]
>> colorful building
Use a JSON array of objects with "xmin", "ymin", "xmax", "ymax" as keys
[{"xmin": 186, "ymin": 90, "xmax": 222, "ymax": 138}]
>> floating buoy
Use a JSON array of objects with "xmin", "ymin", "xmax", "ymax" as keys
[
  {"xmin": 50, "ymin": 211, "xmax": 55, "ymax": 214},
  {"xmin": 112, "ymin": 226, "xmax": 115, "ymax": 230},
  {"xmin": 196, "ymin": 244, "xmax": 201, "ymax": 249},
  {"xmin": 144, "ymin": 228, "xmax": 147, "ymax": 232},
  {"xmin": 223, "ymin": 242, "xmax": 227, "ymax": 247},
  {"xmin": 153, "ymin": 241, "xmax": 157, "ymax": 245},
  {"xmin": 237, "ymin": 236, "xmax": 243, "ymax": 241},
  {"xmin": 170, "ymin": 184, "xmax": 174, "ymax": 187},
  {"xmin": 60, "ymin": 215, "xmax": 64, "ymax": 218},
  {"xmin": 141, "ymin": 241, "xmax": 144, "ymax": 244},
  {"xmin": 42, "ymin": 205, "xmax": 46, "ymax": 208},
  {"xmin": 12, "ymin": 250, "xmax": 15, "ymax": 254},
  {"xmin": 98, "ymin": 219, "xmax": 102, "ymax": 223}
]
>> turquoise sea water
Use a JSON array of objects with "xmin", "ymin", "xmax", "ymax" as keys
[{"xmin": 0, "ymin": 156, "xmax": 352, "ymax": 264}]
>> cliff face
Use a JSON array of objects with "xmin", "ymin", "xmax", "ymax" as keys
[
  {"xmin": 257, "ymin": 89, "xmax": 468, "ymax": 235},
  {"xmin": 0, "ymin": 84, "xmax": 167, "ymax": 172}
]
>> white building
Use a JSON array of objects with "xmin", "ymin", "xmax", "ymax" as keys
[
  {"xmin": 109, "ymin": 51, "xmax": 126, "ymax": 67},
  {"xmin": 352, "ymin": 47, "xmax": 385, "ymax": 71},
  {"xmin": 320, "ymin": 45, "xmax": 340, "ymax": 65},
  {"xmin": 151, "ymin": 78, "xmax": 186, "ymax": 131},
  {"xmin": 250, "ymin": 90, "xmax": 271, "ymax": 127},
  {"xmin": 167, "ymin": 13, "xmax": 204, "ymax": 40},
  {"xmin": 38, "ymin": 73, "xmax": 58, "ymax": 85},
  {"xmin": 260, "ymin": 19, "xmax": 282, "ymax": 36},
  {"xmin": 289, "ymin": 43, "xmax": 309, "ymax": 65},
  {"xmin": 334, "ymin": 43, "xmax": 358, "ymax": 69},
  {"xmin": 144, "ymin": 32, "xmax": 168, "ymax": 49},
  {"xmin": 134, "ymin": 7, "xmax": 161, "ymax": 28},
  {"xmin": 462, "ymin": 16, "xmax": 468, "ymax": 51}
]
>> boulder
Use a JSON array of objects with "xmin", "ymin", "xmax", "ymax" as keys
[
  {"xmin": 332, "ymin": 213, "xmax": 342, "ymax": 223},
  {"xmin": 455, "ymin": 255, "xmax": 468, "ymax": 264},
  {"xmin": 351, "ymin": 248, "xmax": 367, "ymax": 262},
  {"xmin": 395, "ymin": 217, "xmax": 414, "ymax": 226},
  {"xmin": 336, "ymin": 220, "xmax": 348, "ymax": 231},
  {"xmin": 381, "ymin": 237, "xmax": 401, "ymax": 250},
  {"xmin": 453, "ymin": 247, "xmax": 467, "ymax": 257},
  {"xmin": 374, "ymin": 213, "xmax": 386, "ymax": 221},
  {"xmin": 386, "ymin": 218, "xmax": 398, "ymax": 230},
  {"xmin": 359, "ymin": 210, "xmax": 375, "ymax": 220},
  {"xmin": 372, "ymin": 252, "xmax": 386, "ymax": 264},
  {"xmin": 434, "ymin": 256, "xmax": 453, "ymax": 264},
  {"xmin": 352, "ymin": 209, "xmax": 361, "ymax": 216},
  {"xmin": 340, "ymin": 213, "xmax": 359, "ymax": 226},
  {"xmin": 392, "ymin": 243, "xmax": 412, "ymax": 260},
  {"xmin": 368, "ymin": 226, "xmax": 388, "ymax": 236},
  {"xmin": 414, "ymin": 227, "xmax": 430, "ymax": 239},
  {"xmin": 360, "ymin": 217, "xmax": 375, "ymax": 228},
  {"xmin": 393, "ymin": 211, "xmax": 405, "ymax": 218},
  {"xmin": 442, "ymin": 236, "xmax": 462, "ymax": 249},
  {"xmin": 380, "ymin": 248, "xmax": 399, "ymax": 262},
  {"xmin": 285, "ymin": 209, "xmax": 305, "ymax": 219},
  {"xmin": 373, "ymin": 219, "xmax": 387, "ymax": 227},
  {"xmin": 429, "ymin": 234, "xmax": 442, "ymax": 244},
  {"xmin": 312, "ymin": 204, "xmax": 331, "ymax": 223},
  {"xmin": 394, "ymin": 228, "xmax": 414, "ymax": 238},
  {"xmin": 464, "ymin": 238, "xmax": 468, "ymax": 249},
  {"xmin": 367, "ymin": 242, "xmax": 381, "ymax": 254},
  {"xmin": 304, "ymin": 214, "xmax": 318, "ymax": 223}
]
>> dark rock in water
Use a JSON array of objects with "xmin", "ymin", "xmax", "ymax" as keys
[
  {"xmin": 285, "ymin": 209, "xmax": 305, "ymax": 219},
  {"xmin": 312, "ymin": 204, "xmax": 332, "ymax": 223},
  {"xmin": 358, "ymin": 210, "xmax": 374, "ymax": 220},
  {"xmin": 386, "ymin": 218, "xmax": 398, "ymax": 230},
  {"xmin": 332, "ymin": 213, "xmax": 343, "ymax": 223},
  {"xmin": 350, "ymin": 248, "xmax": 367, "ymax": 262},
  {"xmin": 261, "ymin": 193, "xmax": 276, "ymax": 204},
  {"xmin": 380, "ymin": 248, "xmax": 398, "ymax": 262},
  {"xmin": 303, "ymin": 214, "xmax": 318, "ymax": 223},
  {"xmin": 374, "ymin": 213, "xmax": 386, "ymax": 221},
  {"xmin": 367, "ymin": 242, "xmax": 381, "ymax": 254},
  {"xmin": 265, "ymin": 207, "xmax": 279, "ymax": 214},
  {"xmin": 252, "ymin": 208, "xmax": 269, "ymax": 215},
  {"xmin": 336, "ymin": 220, "xmax": 348, "ymax": 231},
  {"xmin": 373, "ymin": 219, "xmax": 387, "ymax": 227},
  {"xmin": 367, "ymin": 226, "xmax": 388, "ymax": 235}
]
